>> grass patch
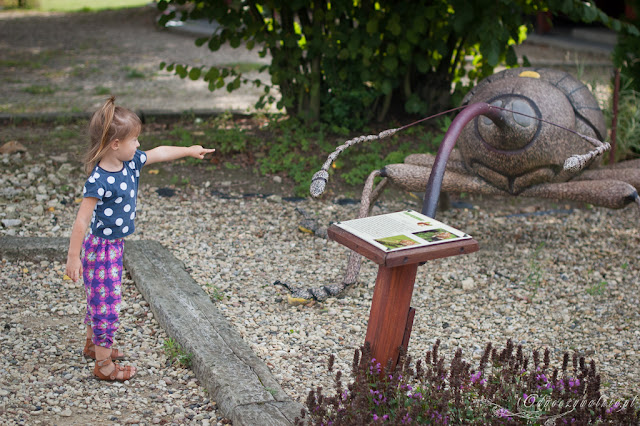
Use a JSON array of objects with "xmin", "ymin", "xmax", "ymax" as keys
[
  {"xmin": 608, "ymin": 80, "xmax": 640, "ymax": 162},
  {"xmin": 3, "ymin": 0, "xmax": 150, "ymax": 12},
  {"xmin": 0, "ymin": 59, "xmax": 43, "ymax": 69},
  {"xmin": 146, "ymin": 113, "xmax": 443, "ymax": 197},
  {"xmin": 94, "ymin": 86, "xmax": 111, "ymax": 96},
  {"xmin": 206, "ymin": 284, "xmax": 225, "ymax": 302},
  {"xmin": 163, "ymin": 338, "xmax": 193, "ymax": 368},
  {"xmin": 123, "ymin": 66, "xmax": 146, "ymax": 79},
  {"xmin": 22, "ymin": 84, "xmax": 56, "ymax": 95},
  {"xmin": 222, "ymin": 62, "xmax": 266, "ymax": 73},
  {"xmin": 586, "ymin": 280, "xmax": 607, "ymax": 296}
]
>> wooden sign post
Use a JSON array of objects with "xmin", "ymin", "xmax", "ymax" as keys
[{"xmin": 328, "ymin": 211, "xmax": 478, "ymax": 370}]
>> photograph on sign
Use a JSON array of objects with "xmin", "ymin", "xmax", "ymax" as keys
[{"xmin": 335, "ymin": 210, "xmax": 471, "ymax": 252}]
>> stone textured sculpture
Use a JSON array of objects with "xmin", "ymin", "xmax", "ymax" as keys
[{"xmin": 288, "ymin": 68, "xmax": 639, "ymax": 301}]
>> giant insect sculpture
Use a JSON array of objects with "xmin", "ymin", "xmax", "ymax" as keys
[{"xmin": 284, "ymin": 68, "xmax": 640, "ymax": 301}]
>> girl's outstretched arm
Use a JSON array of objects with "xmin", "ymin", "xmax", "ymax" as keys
[
  {"xmin": 145, "ymin": 145, "xmax": 215, "ymax": 165},
  {"xmin": 66, "ymin": 197, "xmax": 98, "ymax": 282}
]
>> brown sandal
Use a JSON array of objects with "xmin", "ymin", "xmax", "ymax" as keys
[
  {"xmin": 83, "ymin": 338, "xmax": 125, "ymax": 360},
  {"xmin": 94, "ymin": 357, "xmax": 136, "ymax": 382}
]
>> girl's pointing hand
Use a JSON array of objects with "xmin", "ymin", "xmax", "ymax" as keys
[{"xmin": 189, "ymin": 145, "xmax": 216, "ymax": 159}]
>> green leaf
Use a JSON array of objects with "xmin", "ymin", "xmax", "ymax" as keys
[
  {"xmin": 612, "ymin": 19, "xmax": 621, "ymax": 32},
  {"xmin": 383, "ymin": 56, "xmax": 398, "ymax": 72},
  {"xmin": 380, "ymin": 79, "xmax": 393, "ymax": 95},
  {"xmin": 195, "ymin": 37, "xmax": 208, "ymax": 47},
  {"xmin": 361, "ymin": 46, "xmax": 373, "ymax": 60},
  {"xmin": 366, "ymin": 19, "xmax": 379, "ymax": 34},
  {"xmin": 485, "ymin": 41, "xmax": 500, "ymax": 67},
  {"xmin": 452, "ymin": 4, "xmax": 473, "ymax": 33},
  {"xmin": 159, "ymin": 61, "xmax": 166, "ymax": 70},
  {"xmin": 505, "ymin": 46, "xmax": 517, "ymax": 67},
  {"xmin": 204, "ymin": 67, "xmax": 219, "ymax": 81},
  {"xmin": 405, "ymin": 94, "xmax": 425, "ymax": 114},
  {"xmin": 229, "ymin": 35, "xmax": 241, "ymax": 49},
  {"xmin": 415, "ymin": 56, "xmax": 430, "ymax": 73},
  {"xmin": 188, "ymin": 68, "xmax": 201, "ymax": 80},
  {"xmin": 208, "ymin": 38, "xmax": 222, "ymax": 51},
  {"xmin": 386, "ymin": 14, "xmax": 402, "ymax": 36},
  {"xmin": 227, "ymin": 77, "xmax": 241, "ymax": 92},
  {"xmin": 581, "ymin": 3, "xmax": 597, "ymax": 23},
  {"xmin": 398, "ymin": 40, "xmax": 412, "ymax": 61},
  {"xmin": 175, "ymin": 64, "xmax": 186, "ymax": 78},
  {"xmin": 406, "ymin": 29, "xmax": 419, "ymax": 45}
]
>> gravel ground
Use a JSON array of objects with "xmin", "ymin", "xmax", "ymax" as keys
[
  {"xmin": 1, "ymin": 260, "xmax": 226, "ymax": 425},
  {"xmin": 1, "ymin": 148, "xmax": 639, "ymax": 425},
  {"xmin": 1, "ymin": 6, "xmax": 637, "ymax": 424}
]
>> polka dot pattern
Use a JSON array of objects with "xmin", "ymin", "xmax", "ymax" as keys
[{"xmin": 83, "ymin": 150, "xmax": 147, "ymax": 239}]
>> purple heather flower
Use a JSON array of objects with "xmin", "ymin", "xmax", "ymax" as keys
[
  {"xmin": 607, "ymin": 402, "xmax": 621, "ymax": 414},
  {"xmin": 370, "ymin": 389, "xmax": 387, "ymax": 405},
  {"xmin": 471, "ymin": 371, "xmax": 482, "ymax": 383},
  {"xmin": 401, "ymin": 413, "xmax": 412, "ymax": 424},
  {"xmin": 495, "ymin": 408, "xmax": 512, "ymax": 419},
  {"xmin": 369, "ymin": 361, "xmax": 382, "ymax": 375}
]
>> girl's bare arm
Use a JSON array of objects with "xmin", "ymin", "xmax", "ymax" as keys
[
  {"xmin": 65, "ymin": 197, "xmax": 98, "ymax": 282},
  {"xmin": 145, "ymin": 145, "xmax": 215, "ymax": 165}
]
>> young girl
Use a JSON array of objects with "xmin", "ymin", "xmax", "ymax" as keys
[{"xmin": 65, "ymin": 96, "xmax": 215, "ymax": 381}]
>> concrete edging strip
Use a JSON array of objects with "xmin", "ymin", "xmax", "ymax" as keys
[{"xmin": 0, "ymin": 236, "xmax": 304, "ymax": 425}]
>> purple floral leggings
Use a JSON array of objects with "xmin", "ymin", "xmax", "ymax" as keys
[{"xmin": 82, "ymin": 234, "xmax": 124, "ymax": 348}]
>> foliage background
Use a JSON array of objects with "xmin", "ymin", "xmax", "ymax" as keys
[{"xmin": 159, "ymin": 0, "xmax": 638, "ymax": 129}]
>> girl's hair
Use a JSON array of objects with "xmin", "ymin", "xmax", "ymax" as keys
[{"xmin": 84, "ymin": 96, "xmax": 142, "ymax": 175}]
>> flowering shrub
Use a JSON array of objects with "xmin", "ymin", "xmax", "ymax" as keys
[{"xmin": 295, "ymin": 340, "xmax": 639, "ymax": 425}]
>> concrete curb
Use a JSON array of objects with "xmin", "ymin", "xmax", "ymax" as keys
[{"xmin": 0, "ymin": 236, "xmax": 305, "ymax": 425}]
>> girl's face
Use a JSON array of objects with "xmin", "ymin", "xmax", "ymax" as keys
[{"xmin": 116, "ymin": 133, "xmax": 140, "ymax": 161}]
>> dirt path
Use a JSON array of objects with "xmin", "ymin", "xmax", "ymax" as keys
[
  {"xmin": 1, "ymin": 5, "xmax": 614, "ymax": 116},
  {"xmin": 0, "ymin": 6, "xmax": 270, "ymax": 114}
]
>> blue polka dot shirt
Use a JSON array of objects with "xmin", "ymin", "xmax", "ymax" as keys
[{"xmin": 83, "ymin": 150, "xmax": 147, "ymax": 239}]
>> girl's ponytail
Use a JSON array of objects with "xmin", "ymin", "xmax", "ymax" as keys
[
  {"xmin": 97, "ymin": 96, "xmax": 116, "ymax": 156},
  {"xmin": 84, "ymin": 96, "xmax": 141, "ymax": 175}
]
